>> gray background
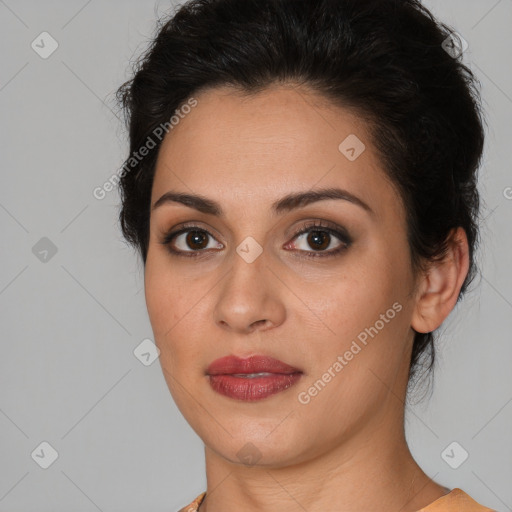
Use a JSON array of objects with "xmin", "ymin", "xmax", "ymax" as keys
[{"xmin": 0, "ymin": 1, "xmax": 511, "ymax": 510}]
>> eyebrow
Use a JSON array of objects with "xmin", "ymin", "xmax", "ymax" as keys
[{"xmin": 152, "ymin": 187, "xmax": 374, "ymax": 217}]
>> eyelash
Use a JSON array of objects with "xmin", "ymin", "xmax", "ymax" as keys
[{"xmin": 160, "ymin": 220, "xmax": 352, "ymax": 259}]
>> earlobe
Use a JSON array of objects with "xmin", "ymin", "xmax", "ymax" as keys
[{"xmin": 411, "ymin": 227, "xmax": 470, "ymax": 334}]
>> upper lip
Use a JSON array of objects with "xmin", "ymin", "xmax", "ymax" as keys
[{"xmin": 206, "ymin": 355, "xmax": 302, "ymax": 375}]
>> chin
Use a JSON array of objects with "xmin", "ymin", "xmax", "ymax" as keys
[
  {"xmin": 210, "ymin": 437, "xmax": 307, "ymax": 468},
  {"xmin": 198, "ymin": 413, "xmax": 316, "ymax": 467}
]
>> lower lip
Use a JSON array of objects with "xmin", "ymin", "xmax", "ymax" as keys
[{"xmin": 208, "ymin": 373, "xmax": 302, "ymax": 401}]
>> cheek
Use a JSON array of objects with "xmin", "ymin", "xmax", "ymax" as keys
[
  {"xmin": 144, "ymin": 257, "xmax": 187, "ymax": 360},
  {"xmin": 297, "ymin": 259, "xmax": 398, "ymax": 339},
  {"xmin": 295, "ymin": 247, "xmax": 411, "ymax": 382},
  {"xmin": 144, "ymin": 252, "xmax": 191, "ymax": 332},
  {"xmin": 144, "ymin": 265, "xmax": 171, "ymax": 337},
  {"xmin": 144, "ymin": 257, "xmax": 206, "ymax": 372}
]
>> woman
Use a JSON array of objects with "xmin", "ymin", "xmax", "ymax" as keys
[{"xmin": 116, "ymin": 0, "xmax": 494, "ymax": 510}]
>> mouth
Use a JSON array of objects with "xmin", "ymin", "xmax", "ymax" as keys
[
  {"xmin": 230, "ymin": 372, "xmax": 281, "ymax": 378},
  {"xmin": 206, "ymin": 355, "xmax": 303, "ymax": 401}
]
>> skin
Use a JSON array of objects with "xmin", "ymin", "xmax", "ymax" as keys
[{"xmin": 144, "ymin": 83, "xmax": 470, "ymax": 512}]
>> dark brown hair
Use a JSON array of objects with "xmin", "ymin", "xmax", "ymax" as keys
[{"xmin": 116, "ymin": 0, "xmax": 485, "ymax": 391}]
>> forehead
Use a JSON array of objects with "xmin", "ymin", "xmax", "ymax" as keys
[
  {"xmin": 157, "ymin": 83, "xmax": 368, "ymax": 164},
  {"xmin": 152, "ymin": 84, "xmax": 402, "ymax": 223}
]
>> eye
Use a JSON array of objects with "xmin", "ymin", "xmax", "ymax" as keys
[
  {"xmin": 160, "ymin": 220, "xmax": 351, "ymax": 259},
  {"xmin": 285, "ymin": 220, "xmax": 352, "ymax": 258},
  {"xmin": 161, "ymin": 224, "xmax": 223, "ymax": 257}
]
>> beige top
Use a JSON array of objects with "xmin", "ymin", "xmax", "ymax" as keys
[{"xmin": 178, "ymin": 488, "xmax": 496, "ymax": 512}]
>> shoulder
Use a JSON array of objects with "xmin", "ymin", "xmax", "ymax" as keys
[
  {"xmin": 419, "ymin": 488, "xmax": 496, "ymax": 512},
  {"xmin": 177, "ymin": 491, "xmax": 206, "ymax": 512}
]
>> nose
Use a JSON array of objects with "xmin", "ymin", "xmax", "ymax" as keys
[{"xmin": 213, "ymin": 248, "xmax": 286, "ymax": 334}]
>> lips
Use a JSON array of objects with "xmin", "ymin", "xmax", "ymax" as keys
[
  {"xmin": 206, "ymin": 355, "xmax": 303, "ymax": 401},
  {"xmin": 206, "ymin": 354, "xmax": 302, "ymax": 376}
]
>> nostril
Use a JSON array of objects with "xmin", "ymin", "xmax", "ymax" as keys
[{"xmin": 251, "ymin": 319, "xmax": 269, "ymax": 329}]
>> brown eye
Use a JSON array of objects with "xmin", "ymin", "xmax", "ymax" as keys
[
  {"xmin": 306, "ymin": 230, "xmax": 331, "ymax": 251},
  {"xmin": 161, "ymin": 226, "xmax": 224, "ymax": 257},
  {"xmin": 185, "ymin": 230, "xmax": 209, "ymax": 250},
  {"xmin": 286, "ymin": 220, "xmax": 352, "ymax": 259}
]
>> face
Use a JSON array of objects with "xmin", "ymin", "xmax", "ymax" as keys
[{"xmin": 145, "ymin": 84, "xmax": 420, "ymax": 467}]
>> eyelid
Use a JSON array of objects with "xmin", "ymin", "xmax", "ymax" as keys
[
  {"xmin": 161, "ymin": 221, "xmax": 221, "ymax": 242},
  {"xmin": 288, "ymin": 219, "xmax": 351, "ymax": 242}
]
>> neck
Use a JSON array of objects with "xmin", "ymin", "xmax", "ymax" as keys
[{"xmin": 199, "ymin": 404, "xmax": 447, "ymax": 512}]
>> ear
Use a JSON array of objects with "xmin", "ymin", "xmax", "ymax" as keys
[{"xmin": 411, "ymin": 227, "xmax": 470, "ymax": 334}]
